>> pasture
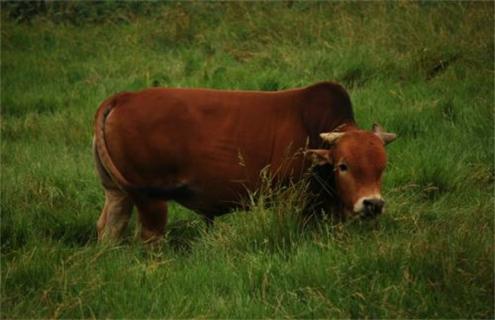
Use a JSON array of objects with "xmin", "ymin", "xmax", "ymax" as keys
[{"xmin": 1, "ymin": 2, "xmax": 493, "ymax": 318}]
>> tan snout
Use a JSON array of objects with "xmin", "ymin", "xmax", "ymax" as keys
[{"xmin": 353, "ymin": 195, "xmax": 384, "ymax": 219}]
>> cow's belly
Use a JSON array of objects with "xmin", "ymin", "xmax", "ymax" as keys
[
  {"xmin": 172, "ymin": 155, "xmax": 308, "ymax": 216},
  {"xmin": 176, "ymin": 164, "xmax": 263, "ymax": 216},
  {"xmin": 123, "ymin": 154, "xmax": 264, "ymax": 216},
  {"xmin": 174, "ymin": 183, "xmax": 246, "ymax": 216}
]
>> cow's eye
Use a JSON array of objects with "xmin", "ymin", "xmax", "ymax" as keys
[{"xmin": 338, "ymin": 163, "xmax": 349, "ymax": 172}]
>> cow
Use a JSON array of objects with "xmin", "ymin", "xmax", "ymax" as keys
[{"xmin": 93, "ymin": 81, "xmax": 396, "ymax": 243}]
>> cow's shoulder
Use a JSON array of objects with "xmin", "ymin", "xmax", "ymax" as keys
[
  {"xmin": 302, "ymin": 81, "xmax": 352, "ymax": 110},
  {"xmin": 300, "ymin": 82, "xmax": 355, "ymax": 146}
]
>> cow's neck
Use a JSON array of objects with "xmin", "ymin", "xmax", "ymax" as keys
[{"xmin": 304, "ymin": 163, "xmax": 342, "ymax": 217}]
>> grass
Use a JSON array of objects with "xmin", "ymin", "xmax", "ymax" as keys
[{"xmin": 1, "ymin": 2, "xmax": 494, "ymax": 318}]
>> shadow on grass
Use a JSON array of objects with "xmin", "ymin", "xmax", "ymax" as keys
[{"xmin": 166, "ymin": 218, "xmax": 205, "ymax": 253}]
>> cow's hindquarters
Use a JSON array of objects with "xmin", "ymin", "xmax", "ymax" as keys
[{"xmin": 93, "ymin": 137, "xmax": 169, "ymax": 243}]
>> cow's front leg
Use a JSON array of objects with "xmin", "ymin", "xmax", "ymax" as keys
[{"xmin": 133, "ymin": 196, "xmax": 168, "ymax": 244}]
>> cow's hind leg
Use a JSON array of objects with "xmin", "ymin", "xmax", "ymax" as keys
[
  {"xmin": 94, "ymin": 137, "xmax": 133, "ymax": 242},
  {"xmin": 133, "ymin": 196, "xmax": 168, "ymax": 244},
  {"xmin": 97, "ymin": 189, "xmax": 134, "ymax": 242}
]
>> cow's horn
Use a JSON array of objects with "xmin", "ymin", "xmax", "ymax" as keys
[
  {"xmin": 320, "ymin": 132, "xmax": 345, "ymax": 144},
  {"xmin": 372, "ymin": 123, "xmax": 397, "ymax": 145}
]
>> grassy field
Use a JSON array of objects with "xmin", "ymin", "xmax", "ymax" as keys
[{"xmin": 1, "ymin": 2, "xmax": 494, "ymax": 318}]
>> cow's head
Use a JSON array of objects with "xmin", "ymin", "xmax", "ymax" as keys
[{"xmin": 308, "ymin": 124, "xmax": 396, "ymax": 219}]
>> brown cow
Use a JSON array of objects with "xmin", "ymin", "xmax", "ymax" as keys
[{"xmin": 93, "ymin": 82, "xmax": 396, "ymax": 242}]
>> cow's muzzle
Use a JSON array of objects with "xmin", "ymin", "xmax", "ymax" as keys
[
  {"xmin": 362, "ymin": 198, "xmax": 384, "ymax": 219},
  {"xmin": 354, "ymin": 196, "xmax": 384, "ymax": 219}
]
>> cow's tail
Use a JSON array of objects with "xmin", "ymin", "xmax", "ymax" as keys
[{"xmin": 94, "ymin": 94, "xmax": 133, "ymax": 191}]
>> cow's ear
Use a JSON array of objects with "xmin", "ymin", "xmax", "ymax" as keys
[{"xmin": 306, "ymin": 149, "xmax": 333, "ymax": 165}]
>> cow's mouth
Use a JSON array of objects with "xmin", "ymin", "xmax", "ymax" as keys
[{"xmin": 360, "ymin": 208, "xmax": 381, "ymax": 219}]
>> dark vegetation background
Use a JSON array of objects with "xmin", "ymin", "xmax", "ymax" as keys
[{"xmin": 1, "ymin": 1, "xmax": 494, "ymax": 318}]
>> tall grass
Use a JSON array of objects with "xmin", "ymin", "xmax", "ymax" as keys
[{"xmin": 1, "ymin": 2, "xmax": 493, "ymax": 318}]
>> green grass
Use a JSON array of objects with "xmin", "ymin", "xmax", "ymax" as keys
[{"xmin": 1, "ymin": 2, "xmax": 493, "ymax": 318}]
